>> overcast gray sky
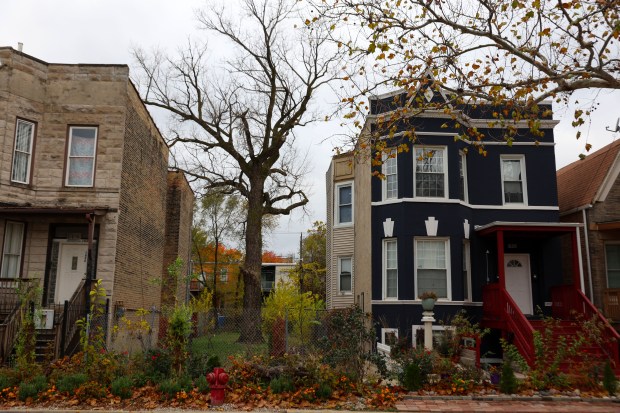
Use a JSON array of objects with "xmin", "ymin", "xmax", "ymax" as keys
[{"xmin": 2, "ymin": 0, "xmax": 619, "ymax": 257}]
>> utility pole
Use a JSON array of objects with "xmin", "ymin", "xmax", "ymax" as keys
[{"xmin": 299, "ymin": 232, "xmax": 303, "ymax": 293}]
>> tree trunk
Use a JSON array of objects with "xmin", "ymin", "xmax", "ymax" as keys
[{"xmin": 238, "ymin": 177, "xmax": 265, "ymax": 343}]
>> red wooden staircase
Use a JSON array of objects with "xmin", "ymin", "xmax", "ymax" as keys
[{"xmin": 482, "ymin": 283, "xmax": 620, "ymax": 370}]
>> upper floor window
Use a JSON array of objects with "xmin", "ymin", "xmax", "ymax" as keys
[
  {"xmin": 335, "ymin": 182, "xmax": 353, "ymax": 225},
  {"xmin": 459, "ymin": 151, "xmax": 468, "ymax": 202},
  {"xmin": 339, "ymin": 257, "xmax": 352, "ymax": 294},
  {"xmin": 606, "ymin": 244, "xmax": 620, "ymax": 288},
  {"xmin": 383, "ymin": 151, "xmax": 398, "ymax": 200},
  {"xmin": 383, "ymin": 239, "xmax": 398, "ymax": 300},
  {"xmin": 1, "ymin": 222, "xmax": 25, "ymax": 278},
  {"xmin": 66, "ymin": 126, "xmax": 98, "ymax": 187},
  {"xmin": 415, "ymin": 238, "xmax": 451, "ymax": 300},
  {"xmin": 11, "ymin": 119, "xmax": 35, "ymax": 184},
  {"xmin": 501, "ymin": 156, "xmax": 527, "ymax": 204},
  {"xmin": 414, "ymin": 147, "xmax": 447, "ymax": 198}
]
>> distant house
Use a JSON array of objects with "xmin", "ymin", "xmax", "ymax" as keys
[
  {"xmin": 261, "ymin": 263, "xmax": 298, "ymax": 298},
  {"xmin": 557, "ymin": 140, "xmax": 620, "ymax": 321},
  {"xmin": 326, "ymin": 84, "xmax": 619, "ymax": 366},
  {"xmin": 0, "ymin": 47, "xmax": 193, "ymax": 360}
]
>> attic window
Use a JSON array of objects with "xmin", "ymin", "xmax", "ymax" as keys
[{"xmin": 424, "ymin": 88, "xmax": 434, "ymax": 102}]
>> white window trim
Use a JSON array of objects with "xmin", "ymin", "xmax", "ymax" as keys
[
  {"xmin": 382, "ymin": 150, "xmax": 398, "ymax": 200},
  {"xmin": 500, "ymin": 155, "xmax": 528, "ymax": 206},
  {"xmin": 65, "ymin": 126, "xmax": 98, "ymax": 187},
  {"xmin": 381, "ymin": 327, "xmax": 399, "ymax": 345},
  {"xmin": 11, "ymin": 119, "xmax": 36, "ymax": 184},
  {"xmin": 334, "ymin": 181, "xmax": 354, "ymax": 227},
  {"xmin": 220, "ymin": 268, "xmax": 228, "ymax": 283},
  {"xmin": 414, "ymin": 237, "xmax": 452, "ymax": 301},
  {"xmin": 459, "ymin": 151, "xmax": 469, "ymax": 203},
  {"xmin": 382, "ymin": 238, "xmax": 398, "ymax": 300},
  {"xmin": 338, "ymin": 256, "xmax": 353, "ymax": 295},
  {"xmin": 463, "ymin": 240, "xmax": 472, "ymax": 302},
  {"xmin": 605, "ymin": 242, "xmax": 620, "ymax": 288},
  {"xmin": 1, "ymin": 221, "xmax": 25, "ymax": 278},
  {"xmin": 413, "ymin": 146, "xmax": 448, "ymax": 200}
]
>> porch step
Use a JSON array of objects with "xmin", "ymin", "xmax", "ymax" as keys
[{"xmin": 35, "ymin": 329, "xmax": 56, "ymax": 363}]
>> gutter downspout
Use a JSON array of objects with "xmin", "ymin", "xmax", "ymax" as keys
[{"xmin": 582, "ymin": 206, "xmax": 594, "ymax": 301}]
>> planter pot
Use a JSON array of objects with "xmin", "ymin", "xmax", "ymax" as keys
[
  {"xmin": 490, "ymin": 372, "xmax": 501, "ymax": 385},
  {"xmin": 421, "ymin": 298, "xmax": 436, "ymax": 311}
]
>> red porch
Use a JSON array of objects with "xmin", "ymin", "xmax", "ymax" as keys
[{"xmin": 477, "ymin": 222, "xmax": 620, "ymax": 367}]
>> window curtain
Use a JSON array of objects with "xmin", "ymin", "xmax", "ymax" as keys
[
  {"xmin": 340, "ymin": 258, "xmax": 352, "ymax": 292},
  {"xmin": 1, "ymin": 222, "xmax": 25, "ymax": 278},
  {"xmin": 67, "ymin": 127, "xmax": 96, "ymax": 186},
  {"xmin": 385, "ymin": 240, "xmax": 398, "ymax": 298},
  {"xmin": 417, "ymin": 240, "xmax": 447, "ymax": 298},
  {"xmin": 11, "ymin": 121, "xmax": 33, "ymax": 183}
]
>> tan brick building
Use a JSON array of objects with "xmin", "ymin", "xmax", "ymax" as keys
[{"xmin": 0, "ymin": 47, "xmax": 193, "ymax": 358}]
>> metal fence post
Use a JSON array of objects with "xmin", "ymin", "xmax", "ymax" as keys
[
  {"xmin": 285, "ymin": 308, "xmax": 289, "ymax": 353},
  {"xmin": 60, "ymin": 300, "xmax": 68, "ymax": 357}
]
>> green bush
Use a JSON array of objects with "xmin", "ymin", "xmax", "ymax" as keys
[
  {"xmin": 130, "ymin": 373, "xmax": 149, "ymax": 388},
  {"xmin": 57, "ymin": 373, "xmax": 88, "ymax": 393},
  {"xmin": 195, "ymin": 375, "xmax": 210, "ymax": 393},
  {"xmin": 402, "ymin": 363, "xmax": 423, "ymax": 391},
  {"xmin": 316, "ymin": 382, "xmax": 332, "ymax": 399},
  {"xmin": 186, "ymin": 353, "xmax": 221, "ymax": 379},
  {"xmin": 111, "ymin": 376, "xmax": 133, "ymax": 399},
  {"xmin": 158, "ymin": 378, "xmax": 182, "ymax": 399},
  {"xmin": 603, "ymin": 361, "xmax": 618, "ymax": 396},
  {"xmin": 499, "ymin": 361, "xmax": 518, "ymax": 394},
  {"xmin": 143, "ymin": 348, "xmax": 172, "ymax": 380},
  {"xmin": 177, "ymin": 375, "xmax": 193, "ymax": 392},
  {"xmin": 18, "ymin": 376, "xmax": 46, "ymax": 401},
  {"xmin": 0, "ymin": 372, "xmax": 19, "ymax": 390},
  {"xmin": 269, "ymin": 376, "xmax": 295, "ymax": 394}
]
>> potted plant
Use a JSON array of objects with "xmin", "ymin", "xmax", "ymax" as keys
[{"xmin": 419, "ymin": 291, "xmax": 438, "ymax": 311}]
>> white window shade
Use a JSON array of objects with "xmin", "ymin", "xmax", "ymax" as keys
[
  {"xmin": 416, "ymin": 239, "xmax": 448, "ymax": 298},
  {"xmin": 1, "ymin": 222, "xmax": 25, "ymax": 278},
  {"xmin": 11, "ymin": 120, "xmax": 35, "ymax": 183}
]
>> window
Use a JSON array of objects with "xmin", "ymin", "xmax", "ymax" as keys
[
  {"xmin": 1, "ymin": 222, "xmax": 25, "ymax": 278},
  {"xmin": 220, "ymin": 268, "xmax": 228, "ymax": 283},
  {"xmin": 415, "ymin": 238, "xmax": 451, "ymax": 300},
  {"xmin": 66, "ymin": 126, "xmax": 98, "ymax": 187},
  {"xmin": 335, "ymin": 182, "xmax": 353, "ymax": 225},
  {"xmin": 414, "ymin": 147, "xmax": 447, "ymax": 198},
  {"xmin": 383, "ymin": 239, "xmax": 398, "ymax": 299},
  {"xmin": 459, "ymin": 151, "xmax": 468, "ymax": 202},
  {"xmin": 606, "ymin": 244, "xmax": 620, "ymax": 288},
  {"xmin": 381, "ymin": 328, "xmax": 398, "ymax": 346},
  {"xmin": 339, "ymin": 257, "xmax": 352, "ymax": 293},
  {"xmin": 462, "ymin": 240, "xmax": 471, "ymax": 302},
  {"xmin": 383, "ymin": 151, "xmax": 398, "ymax": 200},
  {"xmin": 11, "ymin": 119, "xmax": 35, "ymax": 184},
  {"xmin": 501, "ymin": 156, "xmax": 527, "ymax": 204}
]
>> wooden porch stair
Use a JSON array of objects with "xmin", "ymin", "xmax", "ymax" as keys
[{"xmin": 482, "ymin": 283, "xmax": 620, "ymax": 371}]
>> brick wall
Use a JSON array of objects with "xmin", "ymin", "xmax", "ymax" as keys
[
  {"xmin": 161, "ymin": 171, "xmax": 194, "ymax": 308},
  {"xmin": 113, "ymin": 86, "xmax": 168, "ymax": 327}
]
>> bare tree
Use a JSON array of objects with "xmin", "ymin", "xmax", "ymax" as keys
[
  {"xmin": 312, "ymin": 0, "xmax": 620, "ymax": 154},
  {"xmin": 133, "ymin": 0, "xmax": 340, "ymax": 342}
]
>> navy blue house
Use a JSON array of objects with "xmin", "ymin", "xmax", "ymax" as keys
[{"xmin": 326, "ymin": 86, "xmax": 620, "ymax": 366}]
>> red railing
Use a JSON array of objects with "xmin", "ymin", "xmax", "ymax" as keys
[
  {"xmin": 552, "ymin": 285, "xmax": 620, "ymax": 366},
  {"xmin": 482, "ymin": 283, "xmax": 534, "ymax": 366}
]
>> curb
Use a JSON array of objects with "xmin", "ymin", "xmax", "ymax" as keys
[{"xmin": 403, "ymin": 394, "xmax": 620, "ymax": 403}]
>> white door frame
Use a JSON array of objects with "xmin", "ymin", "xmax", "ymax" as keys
[
  {"xmin": 504, "ymin": 253, "xmax": 533, "ymax": 315},
  {"xmin": 55, "ymin": 241, "xmax": 88, "ymax": 304}
]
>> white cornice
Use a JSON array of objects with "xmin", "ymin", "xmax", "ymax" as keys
[
  {"xmin": 371, "ymin": 198, "xmax": 559, "ymax": 211},
  {"xmin": 593, "ymin": 148, "xmax": 620, "ymax": 203}
]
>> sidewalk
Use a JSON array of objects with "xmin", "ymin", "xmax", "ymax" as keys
[
  {"xmin": 2, "ymin": 403, "xmax": 620, "ymax": 413},
  {"xmin": 396, "ymin": 397, "xmax": 620, "ymax": 412}
]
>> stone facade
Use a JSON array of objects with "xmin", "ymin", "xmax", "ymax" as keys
[{"xmin": 0, "ymin": 47, "xmax": 193, "ymax": 352}]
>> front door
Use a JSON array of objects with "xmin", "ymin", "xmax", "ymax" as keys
[
  {"xmin": 56, "ymin": 242, "xmax": 88, "ymax": 304},
  {"xmin": 504, "ymin": 253, "xmax": 533, "ymax": 315}
]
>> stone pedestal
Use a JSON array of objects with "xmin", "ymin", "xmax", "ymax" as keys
[{"xmin": 422, "ymin": 310, "xmax": 435, "ymax": 350}]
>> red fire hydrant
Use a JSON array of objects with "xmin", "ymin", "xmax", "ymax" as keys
[{"xmin": 206, "ymin": 367, "xmax": 229, "ymax": 405}]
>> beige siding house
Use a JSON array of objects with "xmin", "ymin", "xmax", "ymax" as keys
[
  {"xmin": 325, "ymin": 152, "xmax": 371, "ymax": 312},
  {"xmin": 0, "ymin": 47, "xmax": 193, "ymax": 359}
]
